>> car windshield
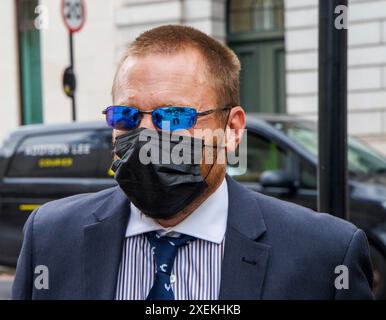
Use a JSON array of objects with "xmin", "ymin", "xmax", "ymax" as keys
[{"xmin": 270, "ymin": 120, "xmax": 386, "ymax": 176}]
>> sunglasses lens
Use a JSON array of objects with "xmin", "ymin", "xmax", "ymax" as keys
[
  {"xmin": 152, "ymin": 107, "xmax": 197, "ymax": 131},
  {"xmin": 105, "ymin": 106, "xmax": 140, "ymax": 130}
]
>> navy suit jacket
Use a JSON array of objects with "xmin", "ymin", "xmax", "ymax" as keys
[{"xmin": 12, "ymin": 176, "xmax": 374, "ymax": 299}]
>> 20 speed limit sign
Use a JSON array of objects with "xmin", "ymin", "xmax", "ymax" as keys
[{"xmin": 61, "ymin": 0, "xmax": 86, "ymax": 33}]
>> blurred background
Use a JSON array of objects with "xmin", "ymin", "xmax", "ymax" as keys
[
  {"xmin": 0, "ymin": 0, "xmax": 385, "ymax": 154},
  {"xmin": 1, "ymin": 0, "xmax": 386, "ymax": 300}
]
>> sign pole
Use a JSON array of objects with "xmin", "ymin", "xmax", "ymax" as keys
[
  {"xmin": 61, "ymin": 0, "xmax": 86, "ymax": 122},
  {"xmin": 318, "ymin": 0, "xmax": 348, "ymax": 219},
  {"xmin": 69, "ymin": 32, "xmax": 76, "ymax": 121}
]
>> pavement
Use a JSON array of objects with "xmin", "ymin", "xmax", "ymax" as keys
[{"xmin": 0, "ymin": 266, "xmax": 15, "ymax": 300}]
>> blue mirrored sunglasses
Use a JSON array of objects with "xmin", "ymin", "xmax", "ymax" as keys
[{"xmin": 102, "ymin": 105, "xmax": 233, "ymax": 131}]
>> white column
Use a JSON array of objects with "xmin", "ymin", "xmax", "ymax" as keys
[
  {"xmin": 284, "ymin": 0, "xmax": 386, "ymax": 154},
  {"xmin": 0, "ymin": 0, "xmax": 20, "ymax": 142},
  {"xmin": 40, "ymin": 0, "xmax": 118, "ymax": 124},
  {"xmin": 114, "ymin": 0, "xmax": 226, "ymax": 57}
]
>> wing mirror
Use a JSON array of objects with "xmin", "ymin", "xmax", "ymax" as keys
[{"xmin": 260, "ymin": 170, "xmax": 298, "ymax": 195}]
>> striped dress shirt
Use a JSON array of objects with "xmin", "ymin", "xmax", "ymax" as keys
[{"xmin": 115, "ymin": 179, "xmax": 228, "ymax": 300}]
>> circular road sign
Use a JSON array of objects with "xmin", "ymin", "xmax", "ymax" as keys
[{"xmin": 61, "ymin": 0, "xmax": 86, "ymax": 33}]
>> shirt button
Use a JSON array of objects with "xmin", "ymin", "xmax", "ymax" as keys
[{"xmin": 170, "ymin": 274, "xmax": 176, "ymax": 284}]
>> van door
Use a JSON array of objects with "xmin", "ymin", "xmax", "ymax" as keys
[{"xmin": 0, "ymin": 129, "xmax": 103, "ymax": 265}]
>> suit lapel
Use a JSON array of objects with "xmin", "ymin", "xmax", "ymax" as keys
[
  {"xmin": 219, "ymin": 176, "xmax": 270, "ymax": 299},
  {"xmin": 81, "ymin": 177, "xmax": 270, "ymax": 299},
  {"xmin": 83, "ymin": 187, "xmax": 130, "ymax": 299}
]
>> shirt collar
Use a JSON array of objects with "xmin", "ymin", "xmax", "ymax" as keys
[{"xmin": 125, "ymin": 178, "xmax": 228, "ymax": 244}]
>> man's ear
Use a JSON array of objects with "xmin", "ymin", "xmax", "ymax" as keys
[
  {"xmin": 112, "ymin": 129, "xmax": 127, "ymax": 145},
  {"xmin": 111, "ymin": 130, "xmax": 118, "ymax": 160},
  {"xmin": 225, "ymin": 106, "xmax": 246, "ymax": 152},
  {"xmin": 112, "ymin": 130, "xmax": 116, "ymax": 144}
]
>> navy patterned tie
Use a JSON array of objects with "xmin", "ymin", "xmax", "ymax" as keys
[{"xmin": 146, "ymin": 231, "xmax": 196, "ymax": 300}]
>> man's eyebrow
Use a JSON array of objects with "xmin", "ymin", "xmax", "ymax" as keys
[
  {"xmin": 157, "ymin": 102, "xmax": 193, "ymax": 107},
  {"xmin": 113, "ymin": 102, "xmax": 195, "ymax": 108}
]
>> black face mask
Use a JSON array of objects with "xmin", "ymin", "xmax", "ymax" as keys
[{"xmin": 112, "ymin": 128, "xmax": 209, "ymax": 220}]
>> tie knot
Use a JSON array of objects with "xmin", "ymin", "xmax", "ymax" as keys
[
  {"xmin": 146, "ymin": 231, "xmax": 196, "ymax": 276},
  {"xmin": 146, "ymin": 231, "xmax": 195, "ymax": 248}
]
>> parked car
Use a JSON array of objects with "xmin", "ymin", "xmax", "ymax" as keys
[{"xmin": 0, "ymin": 114, "xmax": 385, "ymax": 298}]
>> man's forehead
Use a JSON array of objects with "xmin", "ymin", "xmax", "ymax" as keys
[
  {"xmin": 120, "ymin": 49, "xmax": 206, "ymax": 78},
  {"xmin": 113, "ymin": 50, "xmax": 215, "ymax": 107}
]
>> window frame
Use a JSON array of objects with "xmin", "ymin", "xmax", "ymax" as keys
[{"xmin": 226, "ymin": 0, "xmax": 285, "ymax": 43}]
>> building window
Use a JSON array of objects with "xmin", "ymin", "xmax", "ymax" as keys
[
  {"xmin": 227, "ymin": 0, "xmax": 286, "ymax": 114},
  {"xmin": 17, "ymin": 0, "xmax": 43, "ymax": 125},
  {"xmin": 228, "ymin": 0, "xmax": 284, "ymax": 35}
]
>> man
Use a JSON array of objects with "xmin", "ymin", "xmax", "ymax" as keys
[{"xmin": 12, "ymin": 25, "xmax": 373, "ymax": 300}]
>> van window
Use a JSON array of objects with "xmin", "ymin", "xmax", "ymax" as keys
[
  {"xmin": 228, "ymin": 133, "xmax": 289, "ymax": 182},
  {"xmin": 95, "ymin": 129, "xmax": 114, "ymax": 178},
  {"xmin": 6, "ymin": 130, "xmax": 100, "ymax": 178}
]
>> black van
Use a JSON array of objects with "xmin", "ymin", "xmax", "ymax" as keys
[{"xmin": 1, "ymin": 115, "xmax": 386, "ymax": 298}]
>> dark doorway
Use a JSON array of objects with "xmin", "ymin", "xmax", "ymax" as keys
[{"xmin": 227, "ymin": 0, "xmax": 286, "ymax": 114}]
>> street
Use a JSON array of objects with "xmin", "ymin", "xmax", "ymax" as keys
[{"xmin": 0, "ymin": 267, "xmax": 14, "ymax": 300}]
